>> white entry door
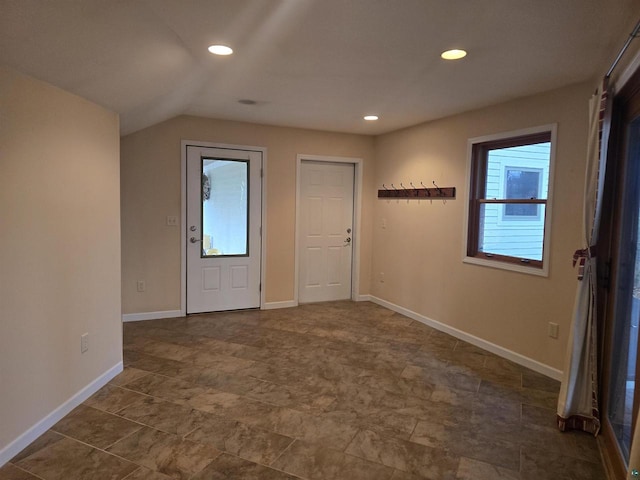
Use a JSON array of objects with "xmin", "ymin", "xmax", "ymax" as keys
[
  {"xmin": 186, "ymin": 146, "xmax": 262, "ymax": 313},
  {"xmin": 298, "ymin": 161, "xmax": 354, "ymax": 303}
]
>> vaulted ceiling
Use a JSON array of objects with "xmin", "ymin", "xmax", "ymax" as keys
[{"xmin": 1, "ymin": 0, "xmax": 637, "ymax": 135}]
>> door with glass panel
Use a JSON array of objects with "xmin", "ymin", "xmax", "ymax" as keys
[
  {"xmin": 601, "ymin": 72, "xmax": 640, "ymax": 477},
  {"xmin": 606, "ymin": 116, "xmax": 640, "ymax": 469},
  {"xmin": 186, "ymin": 146, "xmax": 262, "ymax": 313}
]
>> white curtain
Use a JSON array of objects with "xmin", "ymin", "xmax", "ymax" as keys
[{"xmin": 557, "ymin": 80, "xmax": 610, "ymax": 435}]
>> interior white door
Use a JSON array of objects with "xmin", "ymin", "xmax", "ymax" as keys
[
  {"xmin": 298, "ymin": 161, "xmax": 354, "ymax": 303},
  {"xmin": 186, "ymin": 146, "xmax": 262, "ymax": 313}
]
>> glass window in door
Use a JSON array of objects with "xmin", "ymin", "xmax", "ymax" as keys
[
  {"xmin": 607, "ymin": 115, "xmax": 640, "ymax": 464},
  {"xmin": 201, "ymin": 158, "xmax": 249, "ymax": 257}
]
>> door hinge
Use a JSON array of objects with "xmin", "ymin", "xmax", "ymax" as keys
[
  {"xmin": 260, "ymin": 168, "xmax": 264, "ymax": 178},
  {"xmin": 259, "ymin": 283, "xmax": 262, "ymax": 292}
]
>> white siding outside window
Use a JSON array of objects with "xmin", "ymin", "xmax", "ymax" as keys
[{"xmin": 482, "ymin": 143, "xmax": 550, "ymax": 260}]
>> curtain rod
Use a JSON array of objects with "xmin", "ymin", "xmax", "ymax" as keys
[{"xmin": 606, "ymin": 18, "xmax": 640, "ymax": 78}]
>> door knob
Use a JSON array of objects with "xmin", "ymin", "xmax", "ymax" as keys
[
  {"xmin": 344, "ymin": 237, "xmax": 351, "ymax": 246},
  {"xmin": 189, "ymin": 225, "xmax": 197, "ymax": 232}
]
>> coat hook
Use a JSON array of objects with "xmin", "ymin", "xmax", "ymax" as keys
[
  {"xmin": 433, "ymin": 181, "xmax": 444, "ymax": 196},
  {"xmin": 421, "ymin": 181, "xmax": 431, "ymax": 196},
  {"xmin": 391, "ymin": 183, "xmax": 398, "ymax": 190},
  {"xmin": 410, "ymin": 182, "xmax": 416, "ymax": 189},
  {"xmin": 382, "ymin": 183, "xmax": 389, "ymax": 190},
  {"xmin": 400, "ymin": 182, "xmax": 408, "ymax": 190}
]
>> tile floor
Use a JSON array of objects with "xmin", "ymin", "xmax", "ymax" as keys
[{"xmin": 1, "ymin": 301, "xmax": 605, "ymax": 480}]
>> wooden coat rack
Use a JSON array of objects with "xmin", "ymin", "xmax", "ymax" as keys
[{"xmin": 377, "ymin": 182, "xmax": 456, "ymax": 199}]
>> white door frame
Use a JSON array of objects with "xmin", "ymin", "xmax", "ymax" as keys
[
  {"xmin": 180, "ymin": 140, "xmax": 267, "ymax": 315},
  {"xmin": 295, "ymin": 154, "xmax": 363, "ymax": 304}
]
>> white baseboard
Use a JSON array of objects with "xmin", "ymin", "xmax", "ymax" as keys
[
  {"xmin": 0, "ymin": 361, "xmax": 123, "ymax": 467},
  {"xmin": 122, "ymin": 310, "xmax": 183, "ymax": 322},
  {"xmin": 263, "ymin": 300, "xmax": 298, "ymax": 310},
  {"xmin": 355, "ymin": 294, "xmax": 372, "ymax": 302},
  {"xmin": 368, "ymin": 296, "xmax": 562, "ymax": 381}
]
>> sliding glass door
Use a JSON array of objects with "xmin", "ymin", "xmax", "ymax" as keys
[
  {"xmin": 606, "ymin": 113, "xmax": 640, "ymax": 465},
  {"xmin": 601, "ymin": 70, "xmax": 640, "ymax": 478}
]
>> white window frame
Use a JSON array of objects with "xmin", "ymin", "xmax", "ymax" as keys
[{"xmin": 463, "ymin": 124, "xmax": 558, "ymax": 277}]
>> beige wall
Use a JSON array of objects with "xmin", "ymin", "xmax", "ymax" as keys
[
  {"xmin": 120, "ymin": 116, "xmax": 375, "ymax": 313},
  {"xmin": 371, "ymin": 82, "xmax": 593, "ymax": 370},
  {"xmin": 0, "ymin": 68, "xmax": 121, "ymax": 453}
]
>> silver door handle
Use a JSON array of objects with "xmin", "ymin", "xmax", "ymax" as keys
[{"xmin": 190, "ymin": 237, "xmax": 201, "ymax": 243}]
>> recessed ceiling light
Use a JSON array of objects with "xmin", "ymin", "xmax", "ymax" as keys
[
  {"xmin": 441, "ymin": 49, "xmax": 467, "ymax": 60},
  {"xmin": 208, "ymin": 44, "xmax": 233, "ymax": 56},
  {"xmin": 364, "ymin": 115, "xmax": 379, "ymax": 121}
]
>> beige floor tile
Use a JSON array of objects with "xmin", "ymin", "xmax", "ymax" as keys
[
  {"xmin": 109, "ymin": 367, "xmax": 151, "ymax": 387},
  {"xmin": 183, "ymin": 350, "xmax": 256, "ymax": 373},
  {"xmin": 117, "ymin": 395, "xmax": 208, "ymax": 436},
  {"xmin": 124, "ymin": 466, "xmax": 175, "ymax": 480},
  {"xmin": 455, "ymin": 457, "xmax": 520, "ymax": 479},
  {"xmin": 106, "ymin": 426, "xmax": 221, "ymax": 480},
  {"xmin": 10, "ymin": 430, "xmax": 65, "ymax": 463},
  {"xmin": 191, "ymin": 454, "xmax": 298, "ymax": 480},
  {"xmin": 272, "ymin": 440, "xmax": 394, "ymax": 480},
  {"xmin": 522, "ymin": 371, "xmax": 561, "ymax": 393},
  {"xmin": 389, "ymin": 469, "xmax": 431, "ymax": 480},
  {"xmin": 254, "ymin": 406, "xmax": 361, "ymax": 450},
  {"xmin": 124, "ymin": 373, "xmax": 208, "ymax": 405},
  {"xmin": 520, "ymin": 446, "xmax": 605, "ymax": 480},
  {"xmin": 0, "ymin": 464, "xmax": 41, "ymax": 480},
  {"xmin": 243, "ymin": 380, "xmax": 336, "ymax": 411},
  {"xmin": 16, "ymin": 437, "xmax": 138, "ymax": 480},
  {"xmin": 345, "ymin": 429, "xmax": 459, "ymax": 479},
  {"xmin": 521, "ymin": 403, "xmax": 557, "ymax": 428},
  {"xmin": 51, "ymin": 404, "xmax": 142, "ymax": 449},
  {"xmin": 185, "ymin": 414, "xmax": 294, "ymax": 465},
  {"xmin": 126, "ymin": 337, "xmax": 195, "ymax": 362},
  {"xmin": 180, "ymin": 369, "xmax": 267, "ymax": 395},
  {"xmin": 84, "ymin": 384, "xmax": 148, "ymax": 413},
  {"xmin": 401, "ymin": 364, "xmax": 481, "ymax": 393}
]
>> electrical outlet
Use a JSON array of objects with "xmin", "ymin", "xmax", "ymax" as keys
[
  {"xmin": 137, "ymin": 280, "xmax": 146, "ymax": 292},
  {"xmin": 548, "ymin": 322, "xmax": 559, "ymax": 339},
  {"xmin": 166, "ymin": 215, "xmax": 178, "ymax": 226},
  {"xmin": 81, "ymin": 333, "xmax": 89, "ymax": 353}
]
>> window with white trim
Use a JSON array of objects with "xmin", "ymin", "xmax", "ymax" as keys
[{"xmin": 465, "ymin": 126, "xmax": 555, "ymax": 274}]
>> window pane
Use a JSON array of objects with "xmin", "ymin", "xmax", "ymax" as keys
[
  {"xmin": 485, "ymin": 142, "xmax": 550, "ymax": 200},
  {"xmin": 201, "ymin": 158, "xmax": 248, "ymax": 257},
  {"xmin": 479, "ymin": 203, "xmax": 545, "ymax": 261},
  {"xmin": 505, "ymin": 169, "xmax": 540, "ymax": 216}
]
